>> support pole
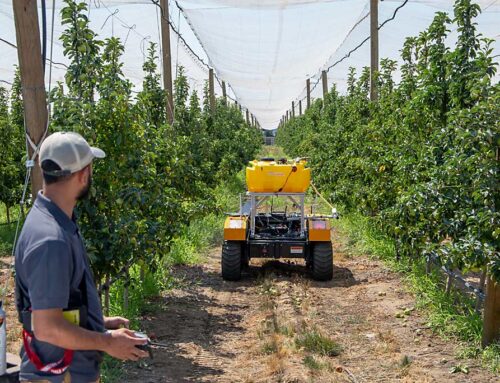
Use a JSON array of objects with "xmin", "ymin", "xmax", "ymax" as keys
[
  {"xmin": 299, "ymin": 100, "xmax": 302, "ymax": 116},
  {"xmin": 483, "ymin": 276, "xmax": 500, "ymax": 347},
  {"xmin": 306, "ymin": 79, "xmax": 311, "ymax": 109},
  {"xmin": 370, "ymin": 0, "xmax": 379, "ymax": 101},
  {"xmin": 292, "ymin": 101, "xmax": 295, "ymax": 118},
  {"xmin": 13, "ymin": 0, "xmax": 47, "ymax": 199},
  {"xmin": 221, "ymin": 80, "xmax": 227, "ymax": 104},
  {"xmin": 483, "ymin": 146, "xmax": 500, "ymax": 346},
  {"xmin": 322, "ymin": 70, "xmax": 328, "ymax": 98},
  {"xmin": 209, "ymin": 68, "xmax": 216, "ymax": 114},
  {"xmin": 160, "ymin": 0, "xmax": 174, "ymax": 124}
]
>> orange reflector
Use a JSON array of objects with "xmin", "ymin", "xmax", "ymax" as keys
[{"xmin": 312, "ymin": 221, "xmax": 327, "ymax": 230}]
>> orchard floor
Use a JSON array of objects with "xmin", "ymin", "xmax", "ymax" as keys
[{"xmin": 122, "ymin": 229, "xmax": 498, "ymax": 383}]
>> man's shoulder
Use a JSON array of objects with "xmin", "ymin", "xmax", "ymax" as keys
[{"xmin": 16, "ymin": 206, "xmax": 69, "ymax": 257}]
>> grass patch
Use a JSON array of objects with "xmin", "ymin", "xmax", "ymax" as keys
[
  {"xmin": 100, "ymin": 356, "xmax": 125, "ymax": 383},
  {"xmin": 303, "ymin": 355, "xmax": 329, "ymax": 371},
  {"xmin": 336, "ymin": 212, "xmax": 500, "ymax": 373},
  {"xmin": 262, "ymin": 341, "xmax": 278, "ymax": 355},
  {"xmin": 0, "ymin": 221, "xmax": 17, "ymax": 256},
  {"xmin": 295, "ymin": 329, "xmax": 341, "ymax": 357},
  {"xmin": 0, "ymin": 203, "xmax": 23, "ymax": 256}
]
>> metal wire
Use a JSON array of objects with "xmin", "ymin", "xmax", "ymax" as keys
[{"xmin": 295, "ymin": 0, "xmax": 410, "ymax": 105}]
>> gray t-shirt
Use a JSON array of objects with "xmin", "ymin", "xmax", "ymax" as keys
[{"xmin": 15, "ymin": 192, "xmax": 105, "ymax": 382}]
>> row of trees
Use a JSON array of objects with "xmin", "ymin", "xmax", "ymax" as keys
[
  {"xmin": 0, "ymin": 71, "xmax": 24, "ymax": 224},
  {"xmin": 1, "ymin": 0, "xmax": 262, "ymax": 287},
  {"xmin": 277, "ymin": 0, "xmax": 499, "ymax": 281}
]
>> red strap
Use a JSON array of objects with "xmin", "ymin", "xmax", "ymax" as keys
[{"xmin": 23, "ymin": 329, "xmax": 73, "ymax": 375}]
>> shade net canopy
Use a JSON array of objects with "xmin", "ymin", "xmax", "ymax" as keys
[
  {"xmin": 0, "ymin": 0, "xmax": 227, "ymax": 104},
  {"xmin": 1, "ymin": 0, "xmax": 499, "ymax": 129}
]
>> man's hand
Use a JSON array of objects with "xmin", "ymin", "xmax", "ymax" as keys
[
  {"xmin": 103, "ymin": 328, "xmax": 149, "ymax": 361},
  {"xmin": 104, "ymin": 316, "xmax": 130, "ymax": 330}
]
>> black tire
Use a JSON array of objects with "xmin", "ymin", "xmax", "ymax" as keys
[
  {"xmin": 311, "ymin": 242, "xmax": 333, "ymax": 281},
  {"xmin": 221, "ymin": 241, "xmax": 242, "ymax": 281}
]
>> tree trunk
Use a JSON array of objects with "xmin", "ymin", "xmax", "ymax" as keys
[
  {"xmin": 123, "ymin": 285, "xmax": 129, "ymax": 313},
  {"xmin": 104, "ymin": 274, "xmax": 110, "ymax": 316},
  {"xmin": 5, "ymin": 205, "xmax": 10, "ymax": 224},
  {"xmin": 445, "ymin": 274, "xmax": 453, "ymax": 295}
]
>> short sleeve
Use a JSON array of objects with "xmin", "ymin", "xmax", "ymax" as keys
[{"xmin": 24, "ymin": 240, "xmax": 72, "ymax": 310}]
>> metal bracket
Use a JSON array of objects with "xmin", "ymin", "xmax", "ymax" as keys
[{"xmin": 25, "ymin": 159, "xmax": 35, "ymax": 168}]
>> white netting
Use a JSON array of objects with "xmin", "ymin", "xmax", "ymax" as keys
[
  {"xmin": 177, "ymin": 0, "xmax": 500, "ymax": 128},
  {"xmin": 0, "ymin": 1, "xmax": 227, "ymax": 101},
  {"xmin": 1, "ymin": 0, "xmax": 499, "ymax": 129}
]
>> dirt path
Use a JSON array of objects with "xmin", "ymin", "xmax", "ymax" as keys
[{"xmin": 123, "ymin": 228, "xmax": 498, "ymax": 383}]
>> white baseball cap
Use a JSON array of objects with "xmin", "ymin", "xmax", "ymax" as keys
[{"xmin": 39, "ymin": 132, "xmax": 106, "ymax": 176}]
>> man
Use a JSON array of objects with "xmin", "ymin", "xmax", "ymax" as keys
[{"xmin": 15, "ymin": 132, "xmax": 148, "ymax": 383}]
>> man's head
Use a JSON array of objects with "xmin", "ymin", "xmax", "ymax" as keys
[{"xmin": 39, "ymin": 132, "xmax": 105, "ymax": 201}]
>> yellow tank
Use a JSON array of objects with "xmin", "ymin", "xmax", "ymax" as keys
[{"xmin": 246, "ymin": 158, "xmax": 310, "ymax": 193}]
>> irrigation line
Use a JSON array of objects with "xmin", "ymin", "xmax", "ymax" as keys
[{"xmin": 427, "ymin": 252, "xmax": 486, "ymax": 301}]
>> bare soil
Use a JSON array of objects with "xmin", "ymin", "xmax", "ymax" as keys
[
  {"xmin": 122, "ymin": 229, "xmax": 499, "ymax": 383},
  {"xmin": 1, "ymin": 256, "xmax": 23, "ymax": 356}
]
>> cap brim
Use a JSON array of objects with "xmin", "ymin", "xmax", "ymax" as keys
[{"xmin": 91, "ymin": 147, "xmax": 106, "ymax": 159}]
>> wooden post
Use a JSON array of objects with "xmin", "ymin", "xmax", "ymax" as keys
[
  {"xmin": 299, "ymin": 100, "xmax": 302, "ymax": 116},
  {"xmin": 13, "ymin": 0, "xmax": 47, "ymax": 199},
  {"xmin": 306, "ymin": 79, "xmax": 311, "ymax": 109},
  {"xmin": 246, "ymin": 109, "xmax": 250, "ymax": 125},
  {"xmin": 209, "ymin": 68, "xmax": 216, "ymax": 114},
  {"xmin": 370, "ymin": 0, "xmax": 379, "ymax": 101},
  {"xmin": 160, "ymin": 0, "xmax": 174, "ymax": 124},
  {"xmin": 292, "ymin": 101, "xmax": 295, "ymax": 118},
  {"xmin": 482, "ymin": 276, "xmax": 500, "ymax": 347},
  {"xmin": 322, "ymin": 70, "xmax": 328, "ymax": 98},
  {"xmin": 483, "ymin": 144, "xmax": 500, "ymax": 346},
  {"xmin": 222, "ymin": 80, "xmax": 227, "ymax": 104}
]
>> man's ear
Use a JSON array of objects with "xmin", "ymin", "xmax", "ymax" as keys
[{"xmin": 76, "ymin": 166, "xmax": 90, "ymax": 184}]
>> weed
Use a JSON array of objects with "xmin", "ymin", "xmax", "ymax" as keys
[
  {"xmin": 262, "ymin": 341, "xmax": 278, "ymax": 355},
  {"xmin": 399, "ymin": 354, "xmax": 412, "ymax": 368},
  {"xmin": 295, "ymin": 329, "xmax": 342, "ymax": 357},
  {"xmin": 303, "ymin": 354, "xmax": 328, "ymax": 371},
  {"xmin": 100, "ymin": 356, "xmax": 125, "ymax": 383},
  {"xmin": 459, "ymin": 343, "xmax": 500, "ymax": 374}
]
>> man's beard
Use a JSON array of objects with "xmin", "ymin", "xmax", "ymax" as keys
[{"xmin": 77, "ymin": 176, "xmax": 92, "ymax": 201}]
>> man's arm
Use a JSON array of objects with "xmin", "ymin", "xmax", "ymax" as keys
[{"xmin": 32, "ymin": 309, "xmax": 148, "ymax": 361}]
